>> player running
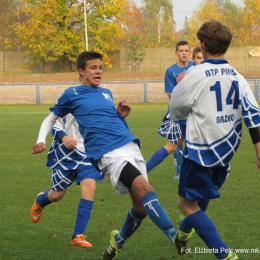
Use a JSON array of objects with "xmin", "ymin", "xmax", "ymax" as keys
[
  {"xmin": 30, "ymin": 113, "xmax": 104, "ymax": 247},
  {"xmin": 169, "ymin": 20, "xmax": 260, "ymax": 260}
]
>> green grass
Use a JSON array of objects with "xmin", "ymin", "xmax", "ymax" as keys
[{"xmin": 1, "ymin": 104, "xmax": 260, "ymax": 260}]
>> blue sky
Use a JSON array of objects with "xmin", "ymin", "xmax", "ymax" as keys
[{"xmin": 132, "ymin": 0, "xmax": 244, "ymax": 31}]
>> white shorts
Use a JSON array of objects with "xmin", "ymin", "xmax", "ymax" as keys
[{"xmin": 97, "ymin": 141, "xmax": 148, "ymax": 194}]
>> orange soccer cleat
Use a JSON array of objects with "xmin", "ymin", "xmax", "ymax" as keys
[
  {"xmin": 30, "ymin": 192, "xmax": 44, "ymax": 223},
  {"xmin": 71, "ymin": 234, "xmax": 93, "ymax": 247}
]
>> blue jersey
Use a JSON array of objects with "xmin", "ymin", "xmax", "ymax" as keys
[
  {"xmin": 46, "ymin": 114, "xmax": 92, "ymax": 170},
  {"xmin": 50, "ymin": 85, "xmax": 139, "ymax": 165},
  {"xmin": 164, "ymin": 61, "xmax": 194, "ymax": 94},
  {"xmin": 169, "ymin": 59, "xmax": 260, "ymax": 167}
]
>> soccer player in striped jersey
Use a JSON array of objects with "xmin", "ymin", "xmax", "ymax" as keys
[
  {"xmin": 146, "ymin": 41, "xmax": 193, "ymax": 179},
  {"xmin": 31, "ymin": 51, "xmax": 176, "ymax": 260},
  {"xmin": 30, "ymin": 113, "xmax": 104, "ymax": 247},
  {"xmin": 169, "ymin": 20, "xmax": 260, "ymax": 260}
]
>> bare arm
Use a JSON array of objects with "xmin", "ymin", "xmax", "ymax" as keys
[
  {"xmin": 249, "ymin": 127, "xmax": 260, "ymax": 170},
  {"xmin": 254, "ymin": 142, "xmax": 260, "ymax": 170}
]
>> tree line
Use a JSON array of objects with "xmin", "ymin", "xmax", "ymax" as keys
[{"xmin": 0, "ymin": 0, "xmax": 259, "ymax": 68}]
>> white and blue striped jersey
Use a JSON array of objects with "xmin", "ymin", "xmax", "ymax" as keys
[
  {"xmin": 169, "ymin": 59, "xmax": 260, "ymax": 167},
  {"xmin": 47, "ymin": 113, "xmax": 92, "ymax": 170},
  {"xmin": 50, "ymin": 85, "xmax": 139, "ymax": 166}
]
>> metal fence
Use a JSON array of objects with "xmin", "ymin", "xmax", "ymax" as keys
[{"xmin": 0, "ymin": 79, "xmax": 260, "ymax": 104}]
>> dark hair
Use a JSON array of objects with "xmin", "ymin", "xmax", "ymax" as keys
[
  {"xmin": 175, "ymin": 40, "xmax": 190, "ymax": 51},
  {"xmin": 192, "ymin": 46, "xmax": 202, "ymax": 58},
  {"xmin": 197, "ymin": 20, "xmax": 232, "ymax": 55},
  {"xmin": 76, "ymin": 51, "xmax": 103, "ymax": 70}
]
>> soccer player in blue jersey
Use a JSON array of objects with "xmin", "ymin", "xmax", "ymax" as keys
[
  {"xmin": 146, "ymin": 41, "xmax": 193, "ymax": 179},
  {"xmin": 30, "ymin": 113, "xmax": 104, "ymax": 247},
  {"xmin": 31, "ymin": 51, "xmax": 176, "ymax": 260},
  {"xmin": 169, "ymin": 20, "xmax": 260, "ymax": 260}
]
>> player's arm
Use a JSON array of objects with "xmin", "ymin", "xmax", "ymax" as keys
[
  {"xmin": 165, "ymin": 69, "xmax": 176, "ymax": 99},
  {"xmin": 176, "ymin": 70, "xmax": 187, "ymax": 83},
  {"xmin": 52, "ymin": 118, "xmax": 77, "ymax": 150},
  {"xmin": 169, "ymin": 79, "xmax": 191, "ymax": 120},
  {"xmin": 248, "ymin": 127, "xmax": 260, "ymax": 170},
  {"xmin": 31, "ymin": 112, "xmax": 59, "ymax": 154},
  {"xmin": 117, "ymin": 100, "xmax": 131, "ymax": 118}
]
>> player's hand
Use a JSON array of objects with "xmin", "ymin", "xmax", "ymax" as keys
[
  {"xmin": 117, "ymin": 100, "xmax": 131, "ymax": 118},
  {"xmin": 176, "ymin": 70, "xmax": 187, "ymax": 83},
  {"xmin": 31, "ymin": 142, "xmax": 46, "ymax": 154},
  {"xmin": 62, "ymin": 135, "xmax": 77, "ymax": 149}
]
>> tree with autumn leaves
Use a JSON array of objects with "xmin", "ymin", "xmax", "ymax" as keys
[
  {"xmin": 2, "ymin": 0, "xmax": 260, "ymax": 67},
  {"xmin": 7, "ymin": 0, "xmax": 178, "ymax": 67},
  {"xmin": 10, "ymin": 0, "xmax": 127, "ymax": 67},
  {"xmin": 182, "ymin": 0, "xmax": 260, "ymax": 47}
]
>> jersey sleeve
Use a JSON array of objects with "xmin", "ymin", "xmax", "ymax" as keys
[
  {"xmin": 169, "ymin": 77, "xmax": 191, "ymax": 120},
  {"xmin": 164, "ymin": 68, "xmax": 176, "ymax": 94},
  {"xmin": 36, "ymin": 112, "xmax": 60, "ymax": 143},
  {"xmin": 241, "ymin": 79, "xmax": 260, "ymax": 128},
  {"xmin": 50, "ymin": 89, "xmax": 74, "ymax": 117}
]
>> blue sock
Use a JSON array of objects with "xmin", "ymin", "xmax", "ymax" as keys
[
  {"xmin": 185, "ymin": 210, "xmax": 229, "ymax": 259},
  {"xmin": 173, "ymin": 144, "xmax": 183, "ymax": 174},
  {"xmin": 146, "ymin": 147, "xmax": 169, "ymax": 173},
  {"xmin": 180, "ymin": 199, "xmax": 210, "ymax": 233},
  {"xmin": 72, "ymin": 199, "xmax": 93, "ymax": 239},
  {"xmin": 37, "ymin": 189, "xmax": 52, "ymax": 207},
  {"xmin": 115, "ymin": 207, "xmax": 146, "ymax": 249},
  {"xmin": 141, "ymin": 191, "xmax": 176, "ymax": 244}
]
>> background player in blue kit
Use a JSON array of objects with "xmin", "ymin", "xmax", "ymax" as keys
[
  {"xmin": 146, "ymin": 41, "xmax": 193, "ymax": 179},
  {"xmin": 30, "ymin": 113, "xmax": 104, "ymax": 247},
  {"xmin": 169, "ymin": 20, "xmax": 260, "ymax": 260},
  {"xmin": 31, "ymin": 51, "xmax": 176, "ymax": 260},
  {"xmin": 192, "ymin": 46, "xmax": 204, "ymax": 65}
]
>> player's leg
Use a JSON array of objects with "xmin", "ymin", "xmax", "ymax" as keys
[
  {"xmin": 176, "ymin": 158, "xmax": 236, "ymax": 259},
  {"xmin": 173, "ymin": 144, "xmax": 183, "ymax": 179},
  {"xmin": 30, "ymin": 168, "xmax": 68, "ymax": 223},
  {"xmin": 110, "ymin": 191, "xmax": 147, "ymax": 250},
  {"xmin": 177, "ymin": 163, "xmax": 230, "ymax": 242},
  {"xmin": 173, "ymin": 123, "xmax": 186, "ymax": 179},
  {"xmin": 71, "ymin": 166, "xmax": 104, "ymax": 247},
  {"xmin": 178, "ymin": 196, "xmax": 237, "ymax": 259},
  {"xmin": 120, "ymin": 163, "xmax": 176, "ymax": 243},
  {"xmin": 177, "ymin": 198, "xmax": 210, "ymax": 245},
  {"xmin": 103, "ymin": 164, "xmax": 175, "ymax": 260},
  {"xmin": 149, "ymin": 118, "xmax": 183, "ymax": 174},
  {"xmin": 146, "ymin": 145, "xmax": 170, "ymax": 172},
  {"xmin": 102, "ymin": 143, "xmax": 175, "ymax": 260}
]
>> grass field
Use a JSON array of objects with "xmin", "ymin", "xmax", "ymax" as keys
[{"xmin": 1, "ymin": 103, "xmax": 260, "ymax": 260}]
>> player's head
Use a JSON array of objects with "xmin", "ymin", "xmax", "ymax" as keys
[
  {"xmin": 197, "ymin": 20, "xmax": 232, "ymax": 57},
  {"xmin": 192, "ymin": 46, "xmax": 204, "ymax": 65},
  {"xmin": 175, "ymin": 40, "xmax": 191, "ymax": 63},
  {"xmin": 77, "ymin": 51, "xmax": 103, "ymax": 87}
]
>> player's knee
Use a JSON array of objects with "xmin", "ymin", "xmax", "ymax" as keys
[{"xmin": 49, "ymin": 190, "xmax": 65, "ymax": 202}]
